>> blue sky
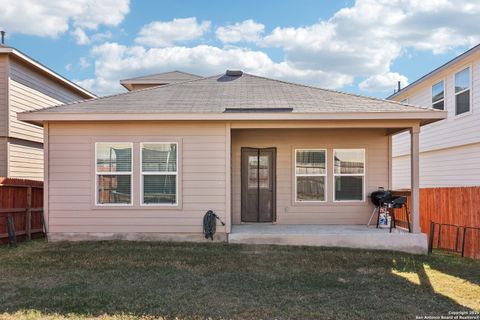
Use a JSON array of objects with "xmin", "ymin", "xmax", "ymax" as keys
[{"xmin": 1, "ymin": 0, "xmax": 479, "ymax": 97}]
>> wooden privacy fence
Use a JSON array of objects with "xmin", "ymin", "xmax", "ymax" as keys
[
  {"xmin": 394, "ymin": 187, "xmax": 480, "ymax": 259},
  {"xmin": 0, "ymin": 177, "xmax": 44, "ymax": 244}
]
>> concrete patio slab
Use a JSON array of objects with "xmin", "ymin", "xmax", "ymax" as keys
[{"xmin": 228, "ymin": 224, "xmax": 428, "ymax": 255}]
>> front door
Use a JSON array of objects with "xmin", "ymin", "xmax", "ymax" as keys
[{"xmin": 241, "ymin": 147, "xmax": 276, "ymax": 222}]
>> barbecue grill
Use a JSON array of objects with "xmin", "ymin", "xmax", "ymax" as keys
[
  {"xmin": 370, "ymin": 189, "xmax": 392, "ymax": 207},
  {"xmin": 368, "ymin": 189, "xmax": 411, "ymax": 232}
]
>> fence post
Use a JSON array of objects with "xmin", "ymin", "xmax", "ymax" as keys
[
  {"xmin": 455, "ymin": 226, "xmax": 459, "ymax": 253},
  {"xmin": 26, "ymin": 186, "xmax": 32, "ymax": 241},
  {"xmin": 428, "ymin": 221, "xmax": 435, "ymax": 254},
  {"xmin": 7, "ymin": 215, "xmax": 17, "ymax": 247},
  {"xmin": 461, "ymin": 227, "xmax": 467, "ymax": 257}
]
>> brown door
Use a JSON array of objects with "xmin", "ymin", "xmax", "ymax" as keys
[{"xmin": 241, "ymin": 147, "xmax": 276, "ymax": 222}]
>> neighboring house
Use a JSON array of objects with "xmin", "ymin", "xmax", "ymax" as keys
[
  {"xmin": 19, "ymin": 70, "xmax": 446, "ymax": 253},
  {"xmin": 0, "ymin": 45, "xmax": 96, "ymax": 180},
  {"xmin": 388, "ymin": 44, "xmax": 479, "ymax": 189},
  {"xmin": 120, "ymin": 71, "xmax": 202, "ymax": 91}
]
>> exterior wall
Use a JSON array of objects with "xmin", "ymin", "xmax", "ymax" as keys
[
  {"xmin": 392, "ymin": 51, "xmax": 480, "ymax": 188},
  {"xmin": 7, "ymin": 139, "xmax": 43, "ymax": 180},
  {"xmin": 0, "ymin": 55, "xmax": 8, "ymax": 137},
  {"xmin": 46, "ymin": 121, "xmax": 227, "ymax": 237},
  {"xmin": 393, "ymin": 142, "xmax": 480, "ymax": 189},
  {"xmin": 0, "ymin": 138, "xmax": 7, "ymax": 177},
  {"xmin": 0, "ymin": 56, "xmax": 89, "ymax": 181},
  {"xmin": 8, "ymin": 59, "xmax": 85, "ymax": 143},
  {"xmin": 231, "ymin": 128, "xmax": 389, "ymax": 225}
]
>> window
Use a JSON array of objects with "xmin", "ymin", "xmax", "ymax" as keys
[
  {"xmin": 295, "ymin": 149, "xmax": 326, "ymax": 202},
  {"xmin": 455, "ymin": 67, "xmax": 470, "ymax": 115},
  {"xmin": 96, "ymin": 143, "xmax": 132, "ymax": 205},
  {"xmin": 334, "ymin": 149, "xmax": 365, "ymax": 201},
  {"xmin": 432, "ymin": 81, "xmax": 445, "ymax": 110},
  {"xmin": 141, "ymin": 143, "xmax": 178, "ymax": 205}
]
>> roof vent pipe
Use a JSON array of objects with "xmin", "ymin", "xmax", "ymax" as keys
[
  {"xmin": 397, "ymin": 80, "xmax": 401, "ymax": 92},
  {"xmin": 226, "ymin": 70, "xmax": 243, "ymax": 76},
  {"xmin": 0, "ymin": 31, "xmax": 5, "ymax": 44}
]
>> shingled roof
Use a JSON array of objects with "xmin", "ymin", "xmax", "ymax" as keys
[
  {"xmin": 19, "ymin": 71, "xmax": 446, "ymax": 125},
  {"xmin": 120, "ymin": 70, "xmax": 202, "ymax": 90}
]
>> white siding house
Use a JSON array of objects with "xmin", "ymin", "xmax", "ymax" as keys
[
  {"xmin": 389, "ymin": 44, "xmax": 480, "ymax": 189},
  {"xmin": 0, "ymin": 45, "xmax": 95, "ymax": 180}
]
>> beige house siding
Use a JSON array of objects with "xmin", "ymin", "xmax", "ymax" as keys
[
  {"xmin": 7, "ymin": 139, "xmax": 43, "ymax": 180},
  {"xmin": 391, "ymin": 51, "xmax": 480, "ymax": 188},
  {"xmin": 8, "ymin": 59, "xmax": 85, "ymax": 143},
  {"xmin": 0, "ymin": 55, "xmax": 8, "ymax": 137},
  {"xmin": 231, "ymin": 128, "xmax": 388, "ymax": 225},
  {"xmin": 0, "ymin": 138, "xmax": 7, "ymax": 177},
  {"xmin": 46, "ymin": 121, "xmax": 227, "ymax": 236}
]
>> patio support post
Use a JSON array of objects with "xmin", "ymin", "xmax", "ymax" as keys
[{"xmin": 410, "ymin": 126, "xmax": 421, "ymax": 233}]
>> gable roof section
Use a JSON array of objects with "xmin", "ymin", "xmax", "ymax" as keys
[
  {"xmin": 19, "ymin": 72, "xmax": 446, "ymax": 125},
  {"xmin": 0, "ymin": 45, "xmax": 96, "ymax": 99},
  {"xmin": 120, "ymin": 71, "xmax": 203, "ymax": 90},
  {"xmin": 388, "ymin": 43, "xmax": 480, "ymax": 100}
]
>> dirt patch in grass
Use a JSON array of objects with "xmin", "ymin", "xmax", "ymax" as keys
[{"xmin": 0, "ymin": 240, "xmax": 478, "ymax": 320}]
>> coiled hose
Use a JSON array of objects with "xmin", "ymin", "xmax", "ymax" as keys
[{"xmin": 203, "ymin": 210, "xmax": 225, "ymax": 240}]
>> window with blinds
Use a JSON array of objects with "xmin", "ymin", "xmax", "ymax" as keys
[
  {"xmin": 141, "ymin": 143, "xmax": 178, "ymax": 205},
  {"xmin": 334, "ymin": 149, "xmax": 365, "ymax": 201},
  {"xmin": 295, "ymin": 149, "xmax": 326, "ymax": 202},
  {"xmin": 96, "ymin": 142, "xmax": 132, "ymax": 205}
]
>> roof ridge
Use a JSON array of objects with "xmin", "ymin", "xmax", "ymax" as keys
[
  {"xmin": 120, "ymin": 70, "xmax": 203, "ymax": 82},
  {"xmin": 241, "ymin": 73, "xmax": 436, "ymax": 111}
]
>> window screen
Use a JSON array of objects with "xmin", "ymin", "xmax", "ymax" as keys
[
  {"xmin": 334, "ymin": 149, "xmax": 365, "ymax": 201},
  {"xmin": 141, "ymin": 143, "xmax": 178, "ymax": 205},
  {"xmin": 96, "ymin": 143, "xmax": 132, "ymax": 205},
  {"xmin": 295, "ymin": 150, "xmax": 326, "ymax": 202}
]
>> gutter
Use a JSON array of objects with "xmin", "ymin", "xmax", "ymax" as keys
[{"xmin": 18, "ymin": 110, "xmax": 448, "ymax": 127}]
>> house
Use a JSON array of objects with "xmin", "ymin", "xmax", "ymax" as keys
[
  {"xmin": 120, "ymin": 71, "xmax": 202, "ymax": 91},
  {"xmin": 18, "ymin": 70, "xmax": 446, "ymax": 254},
  {"xmin": 388, "ymin": 44, "xmax": 479, "ymax": 190},
  {"xmin": 0, "ymin": 45, "xmax": 96, "ymax": 180}
]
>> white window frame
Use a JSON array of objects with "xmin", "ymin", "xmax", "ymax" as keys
[
  {"xmin": 454, "ymin": 66, "xmax": 472, "ymax": 117},
  {"xmin": 140, "ymin": 142, "xmax": 179, "ymax": 206},
  {"xmin": 294, "ymin": 149, "xmax": 327, "ymax": 203},
  {"xmin": 431, "ymin": 80, "xmax": 445, "ymax": 110},
  {"xmin": 333, "ymin": 148, "xmax": 366, "ymax": 202},
  {"xmin": 95, "ymin": 142, "xmax": 133, "ymax": 206}
]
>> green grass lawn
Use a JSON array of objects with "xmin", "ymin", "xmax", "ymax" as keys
[{"xmin": 0, "ymin": 240, "xmax": 479, "ymax": 320}]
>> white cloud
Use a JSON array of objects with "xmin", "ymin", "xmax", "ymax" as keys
[
  {"xmin": 65, "ymin": 63, "xmax": 72, "ymax": 71},
  {"xmin": 71, "ymin": 28, "xmax": 112, "ymax": 45},
  {"xmin": 359, "ymin": 72, "xmax": 408, "ymax": 92},
  {"xmin": 262, "ymin": 0, "xmax": 480, "ymax": 84},
  {"xmin": 74, "ymin": 0, "xmax": 480, "ymax": 96},
  {"xmin": 77, "ymin": 42, "xmax": 352, "ymax": 96},
  {"xmin": 135, "ymin": 17, "xmax": 211, "ymax": 47},
  {"xmin": 72, "ymin": 28, "xmax": 89, "ymax": 45},
  {"xmin": 216, "ymin": 19, "xmax": 265, "ymax": 43},
  {"xmin": 0, "ymin": 0, "xmax": 129, "ymax": 38},
  {"xmin": 79, "ymin": 57, "xmax": 91, "ymax": 69}
]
